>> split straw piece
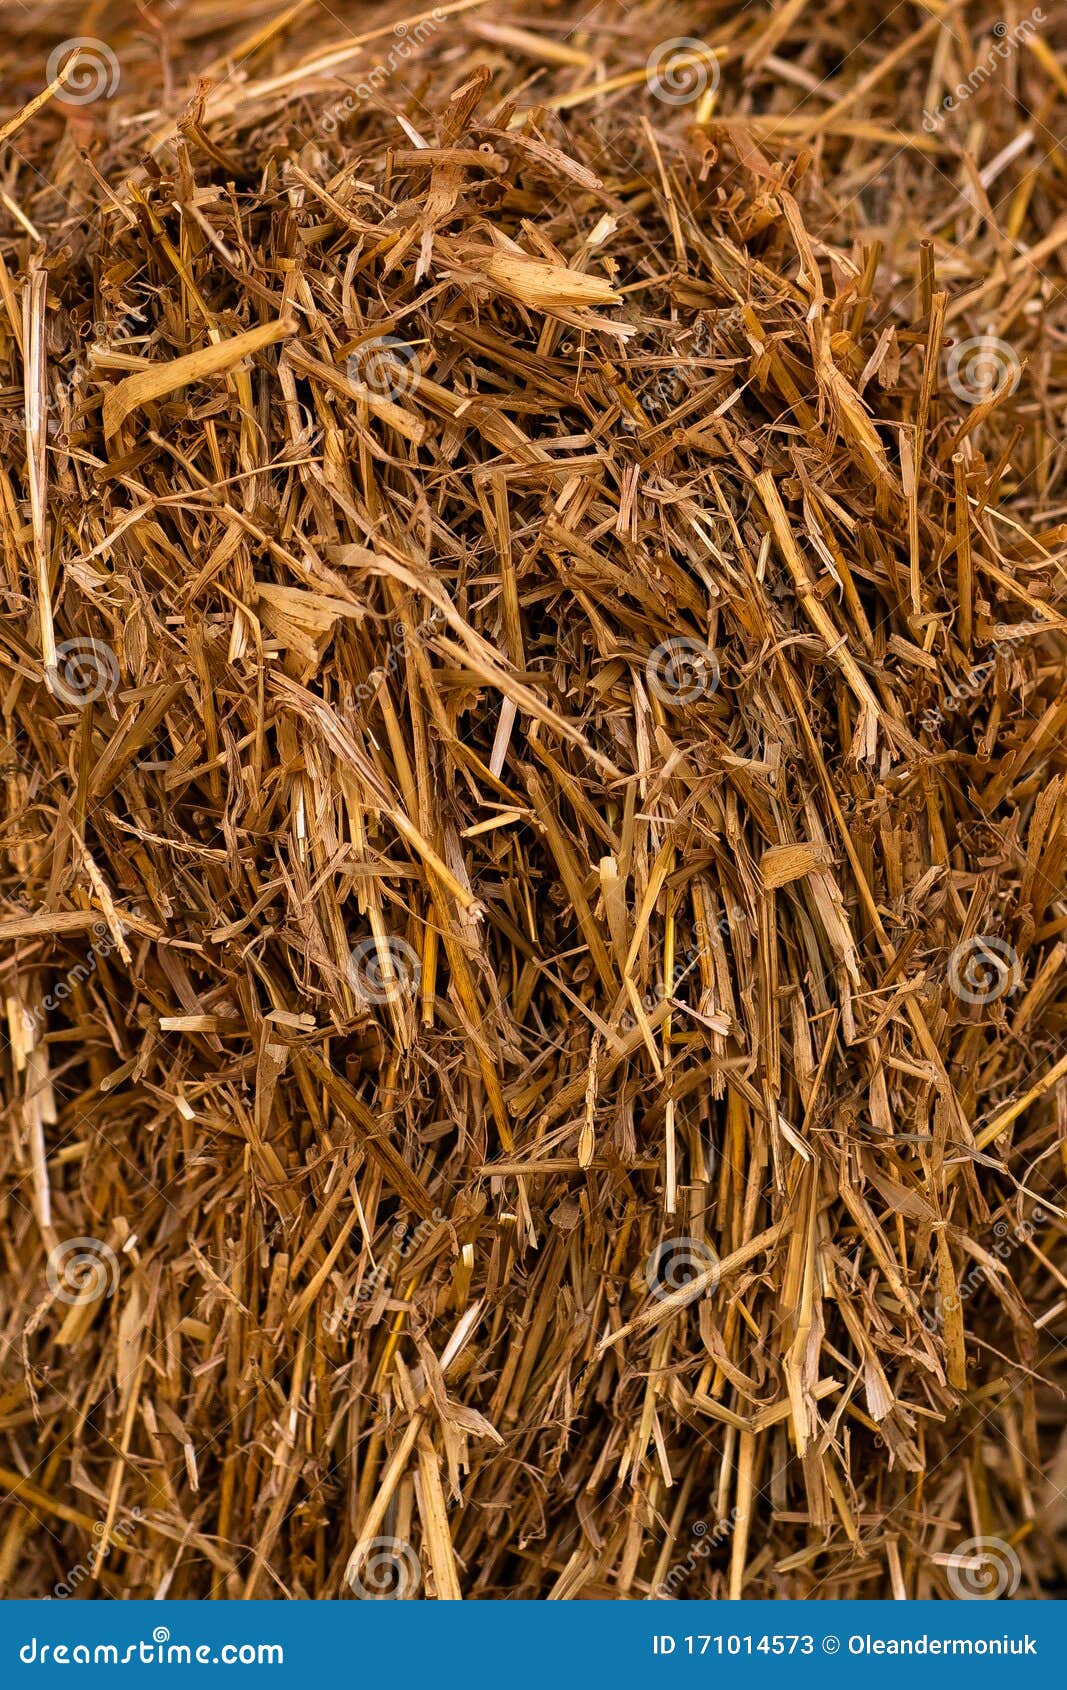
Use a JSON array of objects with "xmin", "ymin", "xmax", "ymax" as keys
[{"xmin": 103, "ymin": 319, "xmax": 295, "ymax": 440}]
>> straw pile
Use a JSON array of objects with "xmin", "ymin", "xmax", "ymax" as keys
[{"xmin": 2, "ymin": 0, "xmax": 1066, "ymax": 1601}]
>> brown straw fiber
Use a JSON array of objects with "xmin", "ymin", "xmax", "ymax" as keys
[{"xmin": 1, "ymin": 0, "xmax": 1066, "ymax": 1600}]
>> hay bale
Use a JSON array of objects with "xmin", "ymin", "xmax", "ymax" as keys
[{"xmin": 1, "ymin": 0, "xmax": 1065, "ymax": 1600}]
